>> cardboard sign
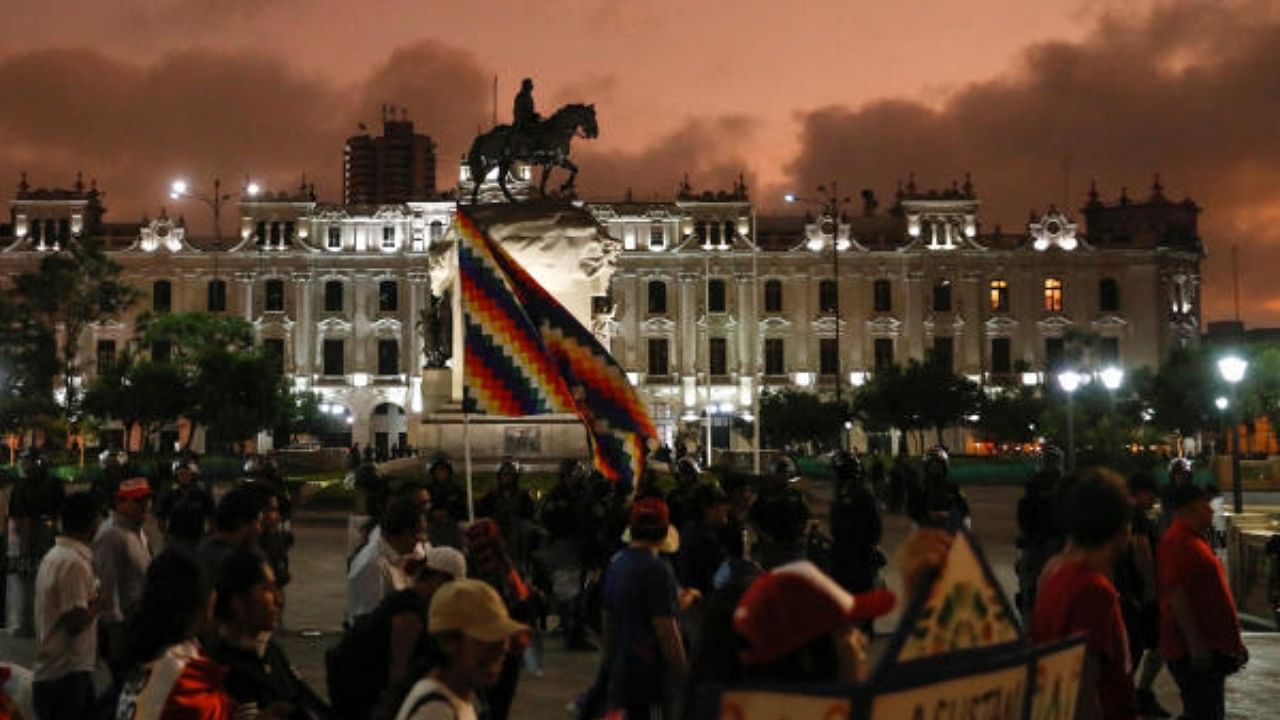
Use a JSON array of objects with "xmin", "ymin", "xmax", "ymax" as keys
[
  {"xmin": 869, "ymin": 659, "xmax": 1028, "ymax": 720},
  {"xmin": 716, "ymin": 690, "xmax": 851, "ymax": 720},
  {"xmin": 1030, "ymin": 637, "xmax": 1087, "ymax": 720}
]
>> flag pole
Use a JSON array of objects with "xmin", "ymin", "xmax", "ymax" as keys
[{"xmin": 463, "ymin": 410, "xmax": 474, "ymax": 522}]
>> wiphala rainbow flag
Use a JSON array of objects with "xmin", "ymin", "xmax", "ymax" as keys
[{"xmin": 457, "ymin": 208, "xmax": 656, "ymax": 488}]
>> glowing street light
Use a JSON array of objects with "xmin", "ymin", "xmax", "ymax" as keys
[
  {"xmin": 168, "ymin": 176, "xmax": 261, "ymax": 244},
  {"xmin": 1215, "ymin": 396, "xmax": 1228, "ymax": 411},
  {"xmin": 1057, "ymin": 369, "xmax": 1082, "ymax": 471},
  {"xmin": 1217, "ymin": 354, "xmax": 1248, "ymax": 513},
  {"xmin": 1099, "ymin": 366, "xmax": 1124, "ymax": 391}
]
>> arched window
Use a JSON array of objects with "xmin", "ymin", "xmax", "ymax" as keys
[
  {"xmin": 1044, "ymin": 277, "xmax": 1064, "ymax": 313},
  {"xmin": 818, "ymin": 280, "xmax": 838, "ymax": 314},
  {"xmin": 153, "ymin": 280, "xmax": 172, "ymax": 313},
  {"xmin": 1099, "ymin": 278, "xmax": 1120, "ymax": 312},
  {"xmin": 647, "ymin": 280, "xmax": 667, "ymax": 315},
  {"xmin": 764, "ymin": 279, "xmax": 783, "ymax": 313}
]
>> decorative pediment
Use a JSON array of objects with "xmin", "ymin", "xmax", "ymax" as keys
[
  {"xmin": 759, "ymin": 316, "xmax": 793, "ymax": 335},
  {"xmin": 371, "ymin": 317, "xmax": 402, "ymax": 336},
  {"xmin": 810, "ymin": 315, "xmax": 847, "ymax": 335},
  {"xmin": 316, "ymin": 317, "xmax": 353, "ymax": 335},
  {"xmin": 130, "ymin": 215, "xmax": 194, "ymax": 253},
  {"xmin": 985, "ymin": 315, "xmax": 1019, "ymax": 336},
  {"xmin": 372, "ymin": 205, "xmax": 411, "ymax": 221},
  {"xmin": 1028, "ymin": 209, "xmax": 1091, "ymax": 253},
  {"xmin": 254, "ymin": 315, "xmax": 295, "ymax": 332},
  {"xmin": 642, "ymin": 316, "xmax": 677, "ymax": 335},
  {"xmin": 697, "ymin": 314, "xmax": 739, "ymax": 332},
  {"xmin": 1035, "ymin": 315, "xmax": 1074, "ymax": 337},
  {"xmin": 923, "ymin": 313, "xmax": 966, "ymax": 337},
  {"xmin": 1091, "ymin": 314, "xmax": 1129, "ymax": 330},
  {"xmin": 866, "ymin": 315, "xmax": 903, "ymax": 337}
]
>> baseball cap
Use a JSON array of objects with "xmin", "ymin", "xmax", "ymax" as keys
[
  {"xmin": 622, "ymin": 497, "xmax": 680, "ymax": 553},
  {"xmin": 116, "ymin": 477, "xmax": 152, "ymax": 500},
  {"xmin": 429, "ymin": 579, "xmax": 529, "ymax": 642},
  {"xmin": 422, "ymin": 546, "xmax": 467, "ymax": 580},
  {"xmin": 734, "ymin": 561, "xmax": 896, "ymax": 666}
]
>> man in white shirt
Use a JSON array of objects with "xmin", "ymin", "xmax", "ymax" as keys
[
  {"xmin": 347, "ymin": 498, "xmax": 426, "ymax": 624},
  {"xmin": 34, "ymin": 492, "xmax": 104, "ymax": 720}
]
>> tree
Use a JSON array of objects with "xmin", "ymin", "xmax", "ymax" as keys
[
  {"xmin": 976, "ymin": 386, "xmax": 1045, "ymax": 448},
  {"xmin": 10, "ymin": 237, "xmax": 137, "ymax": 425},
  {"xmin": 83, "ymin": 356, "xmax": 190, "ymax": 454},
  {"xmin": 191, "ymin": 348, "xmax": 291, "ymax": 453},
  {"xmin": 760, "ymin": 388, "xmax": 847, "ymax": 453},
  {"xmin": 855, "ymin": 360, "xmax": 980, "ymax": 453}
]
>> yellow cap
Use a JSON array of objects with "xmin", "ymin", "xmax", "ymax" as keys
[{"xmin": 428, "ymin": 579, "xmax": 530, "ymax": 642}]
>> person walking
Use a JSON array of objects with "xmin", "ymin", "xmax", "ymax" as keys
[
  {"xmin": 602, "ymin": 498, "xmax": 688, "ymax": 719},
  {"xmin": 1030, "ymin": 474, "xmax": 1135, "ymax": 720},
  {"xmin": 1116, "ymin": 473, "xmax": 1171, "ymax": 718},
  {"xmin": 93, "ymin": 476, "xmax": 154, "ymax": 685},
  {"xmin": 32, "ymin": 493, "xmax": 102, "ymax": 720},
  {"xmin": 155, "ymin": 459, "xmax": 214, "ymax": 549},
  {"xmin": 392, "ymin": 579, "xmax": 530, "ymax": 720},
  {"xmin": 1158, "ymin": 484, "xmax": 1248, "ymax": 720}
]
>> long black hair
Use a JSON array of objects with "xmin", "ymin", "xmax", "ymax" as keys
[{"xmin": 124, "ymin": 546, "xmax": 213, "ymax": 666}]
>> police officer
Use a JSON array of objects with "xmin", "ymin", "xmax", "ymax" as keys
[
  {"xmin": 5, "ymin": 449, "xmax": 64, "ymax": 636},
  {"xmin": 907, "ymin": 446, "xmax": 969, "ymax": 529},
  {"xmin": 478, "ymin": 459, "xmax": 537, "ymax": 571},
  {"xmin": 666, "ymin": 457, "xmax": 701, "ymax": 531},
  {"xmin": 1016, "ymin": 445, "xmax": 1067, "ymax": 616},
  {"xmin": 538, "ymin": 460, "xmax": 596, "ymax": 650},
  {"xmin": 155, "ymin": 458, "xmax": 214, "ymax": 548},
  {"xmin": 749, "ymin": 456, "xmax": 810, "ymax": 570},
  {"xmin": 828, "ymin": 451, "xmax": 884, "ymax": 598}
]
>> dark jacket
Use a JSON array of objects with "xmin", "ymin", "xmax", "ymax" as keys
[{"xmin": 207, "ymin": 634, "xmax": 334, "ymax": 720}]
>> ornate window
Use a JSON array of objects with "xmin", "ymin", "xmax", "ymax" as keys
[
  {"xmin": 874, "ymin": 338, "xmax": 894, "ymax": 371},
  {"xmin": 933, "ymin": 280, "xmax": 952, "ymax": 312},
  {"xmin": 709, "ymin": 338, "xmax": 728, "ymax": 375},
  {"xmin": 764, "ymin": 338, "xmax": 785, "ymax": 375},
  {"xmin": 649, "ymin": 225, "xmax": 666, "ymax": 250},
  {"xmin": 327, "ymin": 226, "xmax": 342, "ymax": 249},
  {"xmin": 931, "ymin": 337, "xmax": 953, "ymax": 371},
  {"xmin": 377, "ymin": 339, "xmax": 399, "ymax": 375},
  {"xmin": 647, "ymin": 338, "xmax": 669, "ymax": 376},
  {"xmin": 323, "ymin": 339, "xmax": 345, "ymax": 376},
  {"xmin": 265, "ymin": 279, "xmax": 285, "ymax": 312},
  {"xmin": 818, "ymin": 280, "xmax": 838, "ymax": 314},
  {"xmin": 153, "ymin": 280, "xmax": 172, "ymax": 313},
  {"xmin": 1043, "ymin": 278, "xmax": 1064, "ymax": 313},
  {"xmin": 873, "ymin": 279, "xmax": 892, "ymax": 312},
  {"xmin": 324, "ymin": 280, "xmax": 344, "ymax": 312},
  {"xmin": 381, "ymin": 225, "xmax": 396, "ymax": 249},
  {"xmin": 207, "ymin": 280, "xmax": 227, "ymax": 313},
  {"xmin": 378, "ymin": 280, "xmax": 398, "ymax": 312},
  {"xmin": 1099, "ymin": 278, "xmax": 1120, "ymax": 312},
  {"xmin": 819, "ymin": 338, "xmax": 838, "ymax": 376},
  {"xmin": 989, "ymin": 279, "xmax": 1010, "ymax": 312},
  {"xmin": 764, "ymin": 279, "xmax": 783, "ymax": 313},
  {"xmin": 991, "ymin": 338, "xmax": 1012, "ymax": 374},
  {"xmin": 708, "ymin": 279, "xmax": 727, "ymax": 313},
  {"xmin": 647, "ymin": 280, "xmax": 667, "ymax": 315}
]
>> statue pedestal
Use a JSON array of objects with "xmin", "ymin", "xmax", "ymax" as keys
[{"xmin": 411, "ymin": 202, "xmax": 619, "ymax": 469}]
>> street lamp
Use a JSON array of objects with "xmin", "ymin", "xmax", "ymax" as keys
[
  {"xmin": 785, "ymin": 182, "xmax": 853, "ymax": 405},
  {"xmin": 1057, "ymin": 369, "xmax": 1083, "ymax": 472},
  {"xmin": 169, "ymin": 177, "xmax": 262, "ymax": 244},
  {"xmin": 1217, "ymin": 354, "xmax": 1248, "ymax": 513},
  {"xmin": 1099, "ymin": 366, "xmax": 1124, "ymax": 392}
]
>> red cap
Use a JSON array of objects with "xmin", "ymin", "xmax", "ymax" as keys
[
  {"xmin": 734, "ymin": 561, "xmax": 896, "ymax": 666},
  {"xmin": 629, "ymin": 497, "xmax": 670, "ymax": 529},
  {"xmin": 116, "ymin": 477, "xmax": 152, "ymax": 500}
]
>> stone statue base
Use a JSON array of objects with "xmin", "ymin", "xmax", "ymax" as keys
[{"xmin": 411, "ymin": 201, "xmax": 619, "ymax": 469}]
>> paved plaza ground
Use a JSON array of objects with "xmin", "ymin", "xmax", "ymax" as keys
[{"xmin": 3, "ymin": 485, "xmax": 1276, "ymax": 718}]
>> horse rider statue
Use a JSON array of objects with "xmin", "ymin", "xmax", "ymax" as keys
[{"xmin": 466, "ymin": 77, "xmax": 598, "ymax": 203}]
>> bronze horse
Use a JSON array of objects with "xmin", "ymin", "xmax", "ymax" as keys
[{"xmin": 465, "ymin": 103, "xmax": 598, "ymax": 203}]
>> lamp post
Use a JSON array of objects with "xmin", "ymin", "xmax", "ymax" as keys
[
  {"xmin": 170, "ymin": 177, "xmax": 261, "ymax": 244},
  {"xmin": 1217, "ymin": 355, "xmax": 1248, "ymax": 514},
  {"xmin": 785, "ymin": 183, "xmax": 853, "ymax": 405},
  {"xmin": 1057, "ymin": 369, "xmax": 1082, "ymax": 472}
]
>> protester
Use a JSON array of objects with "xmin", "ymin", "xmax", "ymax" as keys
[
  {"xmin": 257, "ymin": 488, "xmax": 295, "ymax": 600},
  {"xmin": 206, "ymin": 549, "xmax": 332, "ymax": 720},
  {"xmin": 676, "ymin": 483, "xmax": 730, "ymax": 597},
  {"xmin": 115, "ymin": 547, "xmax": 235, "ymax": 720},
  {"xmin": 601, "ymin": 497, "xmax": 688, "ymax": 719},
  {"xmin": 538, "ymin": 460, "xmax": 595, "ymax": 651},
  {"xmin": 93, "ymin": 476, "xmax": 154, "ymax": 685},
  {"xmin": 1016, "ymin": 445, "xmax": 1066, "ymax": 616},
  {"xmin": 393, "ymin": 579, "xmax": 530, "ymax": 720},
  {"xmin": 665, "ymin": 458, "xmax": 701, "ymax": 531},
  {"xmin": 5, "ymin": 449, "xmax": 64, "ymax": 638},
  {"xmin": 1030, "ymin": 473, "xmax": 1135, "ymax": 720},
  {"xmin": 32, "ymin": 492, "xmax": 102, "ymax": 720},
  {"xmin": 348, "ymin": 498, "xmax": 427, "ymax": 624},
  {"xmin": 747, "ymin": 476, "xmax": 809, "ymax": 571},
  {"xmin": 198, "ymin": 487, "xmax": 266, "ymax": 577},
  {"xmin": 475, "ymin": 461, "xmax": 536, "ymax": 558},
  {"xmin": 733, "ymin": 561, "xmax": 896, "ymax": 686},
  {"xmin": 1116, "ymin": 472, "xmax": 1170, "ymax": 718},
  {"xmin": 463, "ymin": 519, "xmax": 532, "ymax": 720},
  {"xmin": 425, "ymin": 461, "xmax": 465, "ymax": 551},
  {"xmin": 1158, "ymin": 484, "xmax": 1247, "ymax": 720},
  {"xmin": 156, "ymin": 459, "xmax": 215, "ymax": 549},
  {"xmin": 828, "ymin": 450, "xmax": 884, "ymax": 599},
  {"xmin": 331, "ymin": 548, "xmax": 466, "ymax": 720}
]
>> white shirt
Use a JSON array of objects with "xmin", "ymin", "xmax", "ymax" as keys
[
  {"xmin": 93, "ymin": 513, "xmax": 151, "ymax": 624},
  {"xmin": 346, "ymin": 535, "xmax": 410, "ymax": 623},
  {"xmin": 395, "ymin": 677, "xmax": 478, "ymax": 720},
  {"xmin": 34, "ymin": 536, "xmax": 98, "ymax": 680}
]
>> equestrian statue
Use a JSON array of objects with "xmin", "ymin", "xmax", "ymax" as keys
[{"xmin": 466, "ymin": 78, "xmax": 598, "ymax": 203}]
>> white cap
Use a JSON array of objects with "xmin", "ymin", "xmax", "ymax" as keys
[{"xmin": 423, "ymin": 546, "xmax": 467, "ymax": 580}]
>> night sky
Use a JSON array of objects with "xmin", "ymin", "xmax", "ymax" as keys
[{"xmin": 1, "ymin": 0, "xmax": 1277, "ymax": 325}]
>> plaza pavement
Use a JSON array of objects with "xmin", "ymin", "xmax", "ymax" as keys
[{"xmin": 3, "ymin": 485, "xmax": 1276, "ymax": 718}]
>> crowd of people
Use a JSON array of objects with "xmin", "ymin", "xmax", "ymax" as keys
[{"xmin": 0, "ymin": 440, "xmax": 1254, "ymax": 720}]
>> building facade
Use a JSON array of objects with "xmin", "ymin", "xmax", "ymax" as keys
[
  {"xmin": 0, "ymin": 171, "xmax": 1203, "ymax": 457},
  {"xmin": 343, "ymin": 109, "xmax": 438, "ymax": 206}
]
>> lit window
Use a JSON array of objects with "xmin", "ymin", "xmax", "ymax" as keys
[
  {"xmin": 327, "ymin": 226, "xmax": 341, "ymax": 249},
  {"xmin": 989, "ymin": 280, "xmax": 1009, "ymax": 312},
  {"xmin": 649, "ymin": 225, "xmax": 665, "ymax": 250},
  {"xmin": 1043, "ymin": 278, "xmax": 1063, "ymax": 313},
  {"xmin": 382, "ymin": 225, "xmax": 395, "ymax": 248}
]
